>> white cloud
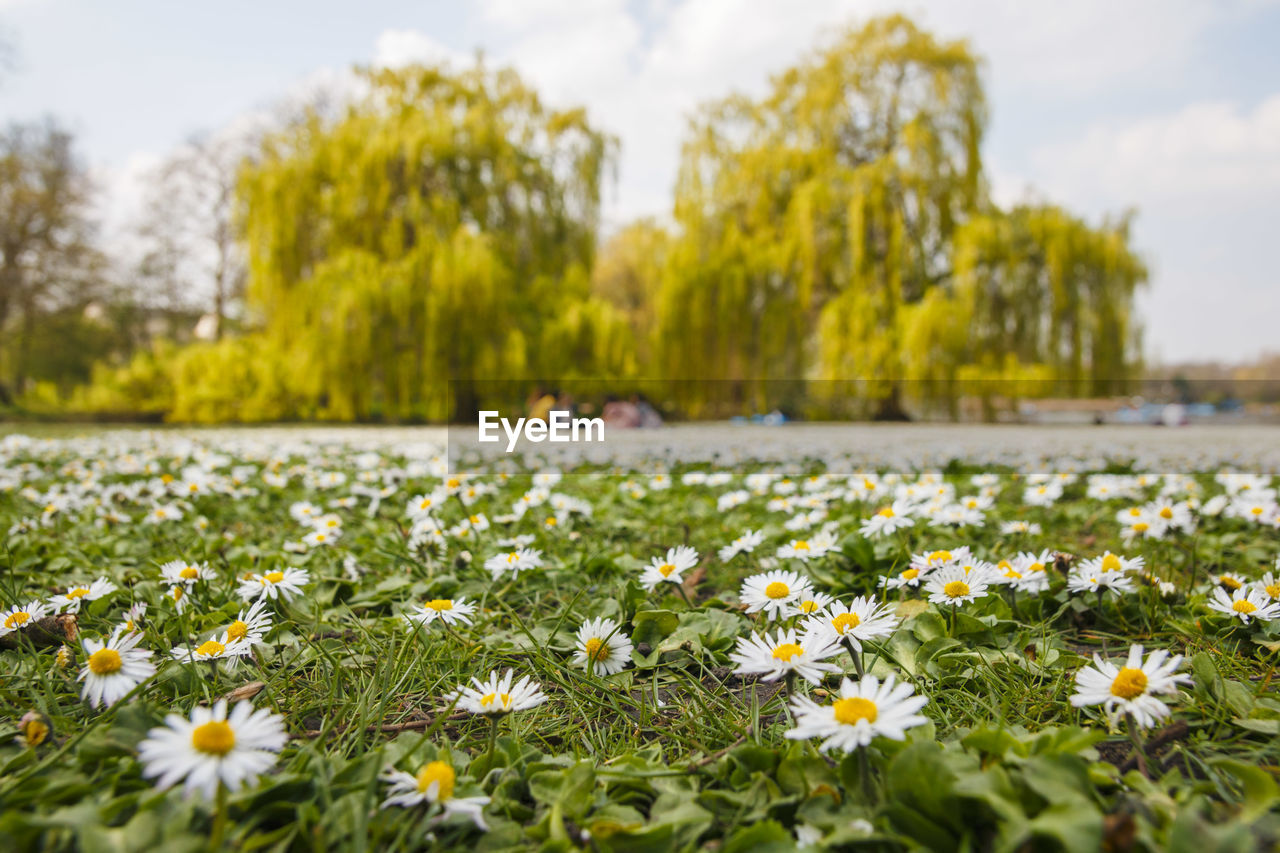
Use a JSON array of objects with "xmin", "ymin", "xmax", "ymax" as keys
[
  {"xmin": 373, "ymin": 29, "xmax": 469, "ymax": 69},
  {"xmin": 1030, "ymin": 95, "xmax": 1280, "ymax": 209}
]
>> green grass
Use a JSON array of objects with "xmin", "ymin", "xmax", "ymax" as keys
[{"xmin": 0, "ymin": 431, "xmax": 1277, "ymax": 851}]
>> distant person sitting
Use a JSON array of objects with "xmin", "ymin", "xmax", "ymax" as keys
[
  {"xmin": 602, "ymin": 395, "xmax": 641, "ymax": 428},
  {"xmin": 529, "ymin": 388, "xmax": 557, "ymax": 424},
  {"xmin": 633, "ymin": 393, "xmax": 664, "ymax": 428}
]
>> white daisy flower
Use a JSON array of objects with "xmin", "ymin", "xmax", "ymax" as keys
[
  {"xmin": 222, "ymin": 599, "xmax": 273, "ymax": 647},
  {"xmin": 1, "ymin": 600, "xmax": 51, "ymax": 637},
  {"xmin": 859, "ymin": 501, "xmax": 915, "ymax": 538},
  {"xmin": 924, "ymin": 564, "xmax": 991, "ymax": 606},
  {"xmin": 1255, "ymin": 570, "xmax": 1280, "ymax": 602},
  {"xmin": 405, "ymin": 597, "xmax": 477, "ymax": 628},
  {"xmin": 143, "ymin": 504, "xmax": 184, "ymax": 524},
  {"xmin": 572, "ymin": 617, "xmax": 634, "ymax": 675},
  {"xmin": 170, "ymin": 635, "xmax": 253, "ymax": 665},
  {"xmin": 1213, "ymin": 571, "xmax": 1249, "ymax": 593},
  {"xmin": 789, "ymin": 590, "xmax": 835, "ymax": 618},
  {"xmin": 160, "ymin": 560, "xmax": 212, "ymax": 587},
  {"xmin": 137, "ymin": 699, "xmax": 287, "ymax": 800},
  {"xmin": 79, "ymin": 627, "xmax": 156, "ymax": 709},
  {"xmin": 380, "ymin": 760, "xmax": 490, "ymax": 831},
  {"xmin": 728, "ymin": 628, "xmax": 841, "ymax": 685},
  {"xmin": 163, "ymin": 584, "xmax": 191, "ymax": 614},
  {"xmin": 999, "ymin": 520, "xmax": 1041, "ymax": 535},
  {"xmin": 990, "ymin": 556, "xmax": 1050, "ymax": 594},
  {"xmin": 1069, "ymin": 644, "xmax": 1190, "ymax": 728},
  {"xmin": 236, "ymin": 567, "xmax": 311, "ymax": 603},
  {"xmin": 50, "ymin": 577, "xmax": 118, "ymax": 614},
  {"xmin": 908, "ymin": 546, "xmax": 972, "ymax": 572},
  {"xmin": 1207, "ymin": 586, "xmax": 1280, "ymax": 624},
  {"xmin": 739, "ymin": 570, "xmax": 814, "ymax": 621},
  {"xmin": 639, "ymin": 545, "xmax": 699, "ymax": 591},
  {"xmin": 1078, "ymin": 551, "xmax": 1144, "ymax": 577},
  {"xmin": 785, "ymin": 673, "xmax": 928, "ymax": 752},
  {"xmin": 879, "ymin": 565, "xmax": 929, "ymax": 590},
  {"xmin": 1067, "ymin": 569, "xmax": 1135, "ymax": 595},
  {"xmin": 802, "ymin": 596, "xmax": 900, "ymax": 651},
  {"xmin": 302, "ymin": 527, "xmax": 340, "ymax": 548},
  {"xmin": 776, "ymin": 530, "xmax": 839, "ymax": 561},
  {"xmin": 482, "ymin": 548, "xmax": 544, "ymax": 580},
  {"xmin": 718, "ymin": 529, "xmax": 764, "ymax": 562},
  {"xmin": 452, "ymin": 669, "xmax": 547, "ymax": 716}
]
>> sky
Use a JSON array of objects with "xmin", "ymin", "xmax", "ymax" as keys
[{"xmin": 2, "ymin": 0, "xmax": 1279, "ymax": 364}]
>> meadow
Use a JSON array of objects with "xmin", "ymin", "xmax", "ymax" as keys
[{"xmin": 1, "ymin": 425, "xmax": 1278, "ymax": 851}]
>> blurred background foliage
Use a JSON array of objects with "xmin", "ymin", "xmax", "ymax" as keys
[{"xmin": 3, "ymin": 16, "xmax": 1162, "ymax": 422}]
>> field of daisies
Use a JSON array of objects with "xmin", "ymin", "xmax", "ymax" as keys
[{"xmin": 2, "ymin": 425, "xmax": 1279, "ymax": 852}]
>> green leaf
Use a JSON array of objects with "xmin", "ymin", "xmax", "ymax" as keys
[{"xmin": 631, "ymin": 610, "xmax": 680, "ymax": 646}]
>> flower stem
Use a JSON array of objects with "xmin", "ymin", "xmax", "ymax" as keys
[
  {"xmin": 858, "ymin": 746, "xmax": 874, "ymax": 803},
  {"xmin": 485, "ymin": 715, "xmax": 500, "ymax": 765},
  {"xmin": 1124, "ymin": 712, "xmax": 1149, "ymax": 778},
  {"xmin": 845, "ymin": 638, "xmax": 864, "ymax": 678},
  {"xmin": 209, "ymin": 781, "xmax": 228, "ymax": 851}
]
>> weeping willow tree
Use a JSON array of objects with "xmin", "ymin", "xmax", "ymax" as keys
[
  {"xmin": 658, "ymin": 15, "xmax": 986, "ymax": 417},
  {"xmin": 952, "ymin": 205, "xmax": 1147, "ymax": 397},
  {"xmin": 654, "ymin": 14, "xmax": 1145, "ymax": 418},
  {"xmin": 228, "ymin": 62, "xmax": 619, "ymax": 421}
]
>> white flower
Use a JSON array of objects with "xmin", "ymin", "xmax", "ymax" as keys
[
  {"xmin": 49, "ymin": 577, "xmax": 117, "ymax": 614},
  {"xmin": 739, "ymin": 570, "xmax": 813, "ymax": 621},
  {"xmin": 776, "ymin": 529, "xmax": 839, "ymax": 561},
  {"xmin": 1255, "ymin": 570, "xmax": 1280, "ymax": 602},
  {"xmin": 908, "ymin": 546, "xmax": 972, "ymax": 573},
  {"xmin": 236, "ymin": 567, "xmax": 310, "ymax": 603},
  {"xmin": 170, "ymin": 635, "xmax": 253, "ymax": 665},
  {"xmin": 729, "ymin": 628, "xmax": 841, "ymax": 685},
  {"xmin": 302, "ymin": 527, "xmax": 340, "ymax": 548},
  {"xmin": 789, "ymin": 590, "xmax": 835, "ymax": 618},
  {"xmin": 1067, "ymin": 569, "xmax": 1135, "ymax": 595},
  {"xmin": 137, "ymin": 699, "xmax": 287, "ymax": 800},
  {"xmin": 79, "ymin": 627, "xmax": 156, "ymax": 709},
  {"xmin": 639, "ymin": 545, "xmax": 699, "ymax": 591},
  {"xmin": 802, "ymin": 596, "xmax": 899, "ymax": 651},
  {"xmin": 143, "ymin": 504, "xmax": 184, "ymax": 524},
  {"xmin": 999, "ymin": 520, "xmax": 1041, "ymax": 535},
  {"xmin": 718, "ymin": 529, "xmax": 763, "ymax": 561},
  {"xmin": 405, "ymin": 597, "xmax": 477, "ymax": 628},
  {"xmin": 0, "ymin": 600, "xmax": 51, "ymax": 637},
  {"xmin": 452, "ymin": 669, "xmax": 547, "ymax": 716},
  {"xmin": 1207, "ymin": 586, "xmax": 1280, "ymax": 624},
  {"xmin": 160, "ymin": 560, "xmax": 212, "ymax": 587},
  {"xmin": 1069, "ymin": 644, "xmax": 1190, "ymax": 728},
  {"xmin": 785, "ymin": 674, "xmax": 928, "ymax": 752},
  {"xmin": 859, "ymin": 501, "xmax": 915, "ymax": 538},
  {"xmin": 380, "ymin": 760, "xmax": 490, "ymax": 831},
  {"xmin": 1079, "ymin": 551, "xmax": 1144, "ymax": 577},
  {"xmin": 224, "ymin": 600, "xmax": 273, "ymax": 646},
  {"xmin": 923, "ymin": 565, "xmax": 990, "ymax": 606},
  {"xmin": 483, "ymin": 548, "xmax": 544, "ymax": 580},
  {"xmin": 572, "ymin": 617, "xmax": 634, "ymax": 675}
]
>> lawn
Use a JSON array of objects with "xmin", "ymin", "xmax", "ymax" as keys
[{"xmin": 1, "ymin": 426, "xmax": 1278, "ymax": 851}]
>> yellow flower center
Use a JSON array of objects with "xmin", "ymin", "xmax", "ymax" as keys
[
  {"xmin": 226, "ymin": 620, "xmax": 249, "ymax": 641},
  {"xmin": 446, "ymin": 478, "xmax": 461, "ymax": 490},
  {"xmin": 180, "ymin": 567, "xmax": 199, "ymax": 579},
  {"xmin": 545, "ymin": 517, "xmax": 557, "ymax": 526},
  {"xmin": 190, "ymin": 720, "xmax": 236, "ymax": 756},
  {"xmin": 196, "ymin": 639, "xmax": 225, "ymax": 657},
  {"xmin": 1100, "ymin": 554, "xmax": 1122, "ymax": 572},
  {"xmin": 833, "ymin": 696, "xmax": 878, "ymax": 725},
  {"xmin": 1133, "ymin": 522, "xmax": 1149, "ymax": 533},
  {"xmin": 1127, "ymin": 507, "xmax": 1141, "ymax": 517},
  {"xmin": 1251, "ymin": 506, "xmax": 1263, "ymax": 516},
  {"xmin": 1110, "ymin": 668, "xmax": 1148, "ymax": 699},
  {"xmin": 263, "ymin": 571, "xmax": 285, "ymax": 584},
  {"xmin": 88, "ymin": 648, "xmax": 123, "ymax": 675},
  {"xmin": 658, "ymin": 563, "xmax": 676, "ymax": 577},
  {"xmin": 1233, "ymin": 600, "xmax": 1258, "ymax": 614},
  {"xmin": 772, "ymin": 642, "xmax": 804, "ymax": 662},
  {"xmin": 66, "ymin": 588, "xmax": 90, "ymax": 600},
  {"xmin": 1265, "ymin": 583, "xmax": 1280, "ymax": 600},
  {"xmin": 1220, "ymin": 575, "xmax": 1242, "ymax": 590},
  {"xmin": 470, "ymin": 515, "xmax": 481, "ymax": 524},
  {"xmin": 800, "ymin": 600, "xmax": 821, "ymax": 614},
  {"xmin": 1029, "ymin": 562, "xmax": 1045, "ymax": 573},
  {"xmin": 506, "ymin": 553, "xmax": 519, "ymax": 564},
  {"xmin": 996, "ymin": 560, "xmax": 1013, "ymax": 572},
  {"xmin": 831, "ymin": 612, "xmax": 861, "ymax": 635},
  {"xmin": 584, "ymin": 637, "xmax": 609, "ymax": 662},
  {"xmin": 4, "ymin": 612, "xmax": 31, "ymax": 629},
  {"xmin": 1159, "ymin": 507, "xmax": 1173, "ymax": 519},
  {"xmin": 943, "ymin": 581, "xmax": 970, "ymax": 598},
  {"xmin": 793, "ymin": 540, "xmax": 811, "ymax": 551},
  {"xmin": 877, "ymin": 507, "xmax": 894, "ymax": 518},
  {"xmin": 901, "ymin": 568, "xmax": 919, "ymax": 580},
  {"xmin": 415, "ymin": 761, "xmax": 455, "ymax": 799},
  {"xmin": 20, "ymin": 718, "xmax": 49, "ymax": 746},
  {"xmin": 765, "ymin": 581, "xmax": 791, "ymax": 599},
  {"xmin": 426, "ymin": 599, "xmax": 453, "ymax": 611},
  {"xmin": 480, "ymin": 692, "xmax": 511, "ymax": 710},
  {"xmin": 171, "ymin": 586, "xmax": 185, "ymax": 601}
]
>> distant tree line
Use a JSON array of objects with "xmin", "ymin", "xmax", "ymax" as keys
[{"xmin": 3, "ymin": 16, "xmax": 1156, "ymax": 422}]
